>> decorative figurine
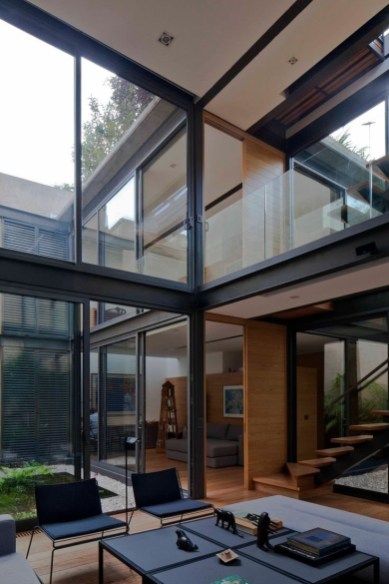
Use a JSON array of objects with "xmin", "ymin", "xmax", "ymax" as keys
[
  {"xmin": 215, "ymin": 508, "xmax": 239, "ymax": 535},
  {"xmin": 256, "ymin": 512, "xmax": 273, "ymax": 551},
  {"xmin": 175, "ymin": 529, "xmax": 198, "ymax": 551}
]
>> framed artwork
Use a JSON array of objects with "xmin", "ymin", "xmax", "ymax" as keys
[{"xmin": 223, "ymin": 385, "xmax": 244, "ymax": 418}]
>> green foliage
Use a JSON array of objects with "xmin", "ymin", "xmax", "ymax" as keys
[
  {"xmin": 0, "ymin": 462, "xmax": 53, "ymax": 495},
  {"xmin": 0, "ymin": 462, "xmax": 54, "ymax": 520},
  {"xmin": 82, "ymin": 75, "xmax": 153, "ymax": 182},
  {"xmin": 333, "ymin": 130, "xmax": 369, "ymax": 161},
  {"xmin": 325, "ymin": 373, "xmax": 388, "ymax": 436}
]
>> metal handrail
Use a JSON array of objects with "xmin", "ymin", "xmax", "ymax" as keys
[{"xmin": 328, "ymin": 357, "xmax": 389, "ymax": 409}]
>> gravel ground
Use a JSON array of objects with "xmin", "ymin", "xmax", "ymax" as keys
[{"xmin": 335, "ymin": 465, "xmax": 388, "ymax": 493}]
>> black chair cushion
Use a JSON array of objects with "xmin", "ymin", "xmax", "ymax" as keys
[
  {"xmin": 132, "ymin": 468, "xmax": 181, "ymax": 508},
  {"xmin": 141, "ymin": 498, "xmax": 212, "ymax": 518},
  {"xmin": 41, "ymin": 514, "xmax": 126, "ymax": 540},
  {"xmin": 35, "ymin": 479, "xmax": 102, "ymax": 525}
]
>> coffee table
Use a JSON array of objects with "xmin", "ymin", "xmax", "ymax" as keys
[{"xmin": 99, "ymin": 518, "xmax": 380, "ymax": 584}]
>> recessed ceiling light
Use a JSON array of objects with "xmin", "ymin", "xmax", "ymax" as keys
[
  {"xmin": 288, "ymin": 56, "xmax": 298, "ymax": 65},
  {"xmin": 158, "ymin": 32, "xmax": 174, "ymax": 47}
]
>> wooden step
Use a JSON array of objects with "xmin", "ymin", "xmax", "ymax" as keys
[
  {"xmin": 286, "ymin": 462, "xmax": 320, "ymax": 478},
  {"xmin": 331, "ymin": 435, "xmax": 373, "ymax": 446},
  {"xmin": 350, "ymin": 423, "xmax": 389, "ymax": 433},
  {"xmin": 298, "ymin": 457, "xmax": 336, "ymax": 468},
  {"xmin": 316, "ymin": 446, "xmax": 354, "ymax": 458},
  {"xmin": 371, "ymin": 409, "xmax": 389, "ymax": 417},
  {"xmin": 252, "ymin": 474, "xmax": 315, "ymax": 500}
]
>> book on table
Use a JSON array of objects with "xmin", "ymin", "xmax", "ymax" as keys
[{"xmin": 286, "ymin": 528, "xmax": 351, "ymax": 557}]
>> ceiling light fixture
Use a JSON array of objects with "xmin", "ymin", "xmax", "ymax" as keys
[
  {"xmin": 158, "ymin": 31, "xmax": 174, "ymax": 47},
  {"xmin": 288, "ymin": 56, "xmax": 298, "ymax": 65}
]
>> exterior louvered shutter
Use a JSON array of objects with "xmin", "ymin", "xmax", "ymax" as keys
[
  {"xmin": 3, "ymin": 219, "xmax": 36, "ymax": 254},
  {"xmin": 1, "ymin": 346, "xmax": 72, "ymax": 463},
  {"xmin": 38, "ymin": 229, "xmax": 69, "ymax": 261}
]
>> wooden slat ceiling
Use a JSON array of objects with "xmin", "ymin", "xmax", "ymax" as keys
[{"xmin": 269, "ymin": 44, "xmax": 382, "ymax": 130}]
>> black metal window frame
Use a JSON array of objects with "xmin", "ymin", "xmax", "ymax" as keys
[{"xmin": 0, "ymin": 0, "xmax": 197, "ymax": 294}]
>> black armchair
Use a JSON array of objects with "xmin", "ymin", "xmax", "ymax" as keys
[
  {"xmin": 131, "ymin": 467, "xmax": 213, "ymax": 526},
  {"xmin": 26, "ymin": 478, "xmax": 127, "ymax": 584}
]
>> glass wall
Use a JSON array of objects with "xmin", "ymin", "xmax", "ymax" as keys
[
  {"xmin": 81, "ymin": 58, "xmax": 188, "ymax": 283},
  {"xmin": 204, "ymin": 98, "xmax": 389, "ymax": 284},
  {"xmin": 296, "ymin": 332, "xmax": 345, "ymax": 459},
  {"xmin": 0, "ymin": 292, "xmax": 79, "ymax": 523},
  {"xmin": 145, "ymin": 321, "xmax": 188, "ymax": 488},
  {"xmin": 0, "ymin": 19, "xmax": 75, "ymax": 261}
]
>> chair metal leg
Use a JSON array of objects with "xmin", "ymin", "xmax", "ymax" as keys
[
  {"xmin": 127, "ymin": 509, "xmax": 134, "ymax": 533},
  {"xmin": 26, "ymin": 527, "xmax": 37, "ymax": 559},
  {"xmin": 49, "ymin": 546, "xmax": 55, "ymax": 584}
]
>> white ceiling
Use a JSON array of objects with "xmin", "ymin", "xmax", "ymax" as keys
[
  {"xmin": 209, "ymin": 257, "xmax": 389, "ymax": 319},
  {"xmin": 28, "ymin": 0, "xmax": 292, "ymax": 96},
  {"xmin": 28, "ymin": 0, "xmax": 387, "ymax": 129}
]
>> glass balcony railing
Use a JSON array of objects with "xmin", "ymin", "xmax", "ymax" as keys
[{"xmin": 204, "ymin": 162, "xmax": 388, "ymax": 283}]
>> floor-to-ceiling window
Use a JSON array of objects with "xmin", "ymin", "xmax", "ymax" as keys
[{"xmin": 0, "ymin": 292, "xmax": 81, "ymax": 525}]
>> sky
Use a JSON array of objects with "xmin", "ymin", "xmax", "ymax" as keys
[{"xmin": 0, "ymin": 19, "xmax": 112, "ymax": 187}]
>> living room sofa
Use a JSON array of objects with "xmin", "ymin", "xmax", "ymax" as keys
[
  {"xmin": 227, "ymin": 495, "xmax": 389, "ymax": 582},
  {"xmin": 165, "ymin": 422, "xmax": 243, "ymax": 467},
  {"xmin": 0, "ymin": 514, "xmax": 41, "ymax": 583}
]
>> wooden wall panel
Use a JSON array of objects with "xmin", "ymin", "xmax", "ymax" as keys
[
  {"xmin": 296, "ymin": 366, "xmax": 318, "ymax": 460},
  {"xmin": 206, "ymin": 372, "xmax": 243, "ymax": 427},
  {"xmin": 297, "ymin": 352, "xmax": 325, "ymax": 448},
  {"xmin": 242, "ymin": 138, "xmax": 285, "ymax": 266},
  {"xmin": 244, "ymin": 321, "xmax": 287, "ymax": 488}
]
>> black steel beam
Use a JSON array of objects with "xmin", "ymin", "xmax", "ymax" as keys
[
  {"xmin": 199, "ymin": 215, "xmax": 389, "ymax": 310},
  {"xmin": 0, "ymin": 250, "xmax": 194, "ymax": 313},
  {"xmin": 188, "ymin": 310, "xmax": 206, "ymax": 498},
  {"xmin": 90, "ymin": 310, "xmax": 185, "ymax": 347},
  {"xmin": 197, "ymin": 0, "xmax": 314, "ymax": 108}
]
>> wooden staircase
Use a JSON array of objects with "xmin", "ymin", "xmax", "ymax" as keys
[{"xmin": 253, "ymin": 411, "xmax": 389, "ymax": 499}]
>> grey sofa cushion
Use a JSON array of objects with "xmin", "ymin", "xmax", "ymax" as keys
[
  {"xmin": 0, "ymin": 553, "xmax": 41, "ymax": 584},
  {"xmin": 165, "ymin": 437, "xmax": 188, "ymax": 453},
  {"xmin": 206, "ymin": 423, "xmax": 227, "ymax": 440},
  {"xmin": 206, "ymin": 454, "xmax": 237, "ymax": 468},
  {"xmin": 206, "ymin": 439, "xmax": 237, "ymax": 457},
  {"xmin": 226, "ymin": 424, "xmax": 242, "ymax": 441},
  {"xmin": 0, "ymin": 515, "xmax": 16, "ymax": 556}
]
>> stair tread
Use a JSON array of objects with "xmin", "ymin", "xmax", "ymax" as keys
[
  {"xmin": 371, "ymin": 409, "xmax": 389, "ymax": 417},
  {"xmin": 253, "ymin": 474, "xmax": 300, "ymax": 491},
  {"xmin": 331, "ymin": 435, "xmax": 373, "ymax": 445},
  {"xmin": 350, "ymin": 423, "xmax": 389, "ymax": 432},
  {"xmin": 316, "ymin": 446, "xmax": 354, "ymax": 457},
  {"xmin": 287, "ymin": 462, "xmax": 320, "ymax": 477},
  {"xmin": 298, "ymin": 457, "xmax": 336, "ymax": 468}
]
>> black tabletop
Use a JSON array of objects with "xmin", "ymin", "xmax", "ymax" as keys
[
  {"xmin": 177, "ymin": 517, "xmax": 256, "ymax": 548},
  {"xmin": 240, "ymin": 532, "xmax": 378, "ymax": 584},
  {"xmin": 151, "ymin": 553, "xmax": 298, "ymax": 584},
  {"xmin": 101, "ymin": 526, "xmax": 223, "ymax": 573}
]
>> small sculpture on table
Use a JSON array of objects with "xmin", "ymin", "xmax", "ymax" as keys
[
  {"xmin": 176, "ymin": 529, "xmax": 198, "ymax": 551},
  {"xmin": 215, "ymin": 508, "xmax": 239, "ymax": 535},
  {"xmin": 256, "ymin": 512, "xmax": 273, "ymax": 551}
]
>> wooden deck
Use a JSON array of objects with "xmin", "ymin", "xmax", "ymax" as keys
[{"xmin": 17, "ymin": 465, "xmax": 389, "ymax": 583}]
